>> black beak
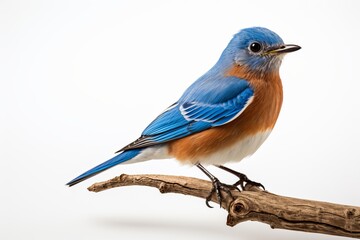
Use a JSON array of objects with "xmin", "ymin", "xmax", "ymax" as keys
[{"xmin": 267, "ymin": 44, "xmax": 301, "ymax": 54}]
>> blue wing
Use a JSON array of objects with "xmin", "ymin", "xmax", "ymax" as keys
[{"xmin": 119, "ymin": 77, "xmax": 254, "ymax": 151}]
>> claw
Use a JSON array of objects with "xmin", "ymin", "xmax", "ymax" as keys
[
  {"xmin": 205, "ymin": 178, "xmax": 238, "ymax": 208},
  {"xmin": 205, "ymin": 189, "xmax": 215, "ymax": 208},
  {"xmin": 197, "ymin": 163, "xmax": 235, "ymax": 208},
  {"xmin": 217, "ymin": 165, "xmax": 265, "ymax": 191},
  {"xmin": 246, "ymin": 179, "xmax": 265, "ymax": 190},
  {"xmin": 205, "ymin": 177, "xmax": 223, "ymax": 208},
  {"xmin": 205, "ymin": 199, "xmax": 214, "ymax": 208}
]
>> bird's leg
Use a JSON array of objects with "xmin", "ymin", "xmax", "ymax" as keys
[
  {"xmin": 196, "ymin": 163, "xmax": 235, "ymax": 208},
  {"xmin": 217, "ymin": 165, "xmax": 265, "ymax": 191}
]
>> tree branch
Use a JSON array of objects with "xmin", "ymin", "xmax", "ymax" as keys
[{"xmin": 88, "ymin": 174, "xmax": 360, "ymax": 239}]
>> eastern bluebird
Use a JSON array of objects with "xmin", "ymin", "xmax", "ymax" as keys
[{"xmin": 67, "ymin": 27, "xmax": 300, "ymax": 207}]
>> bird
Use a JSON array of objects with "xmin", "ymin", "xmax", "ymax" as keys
[{"xmin": 67, "ymin": 27, "xmax": 300, "ymax": 207}]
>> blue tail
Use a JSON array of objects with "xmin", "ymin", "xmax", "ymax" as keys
[{"xmin": 66, "ymin": 149, "xmax": 142, "ymax": 186}]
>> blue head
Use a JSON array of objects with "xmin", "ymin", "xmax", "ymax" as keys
[{"xmin": 218, "ymin": 27, "xmax": 300, "ymax": 74}]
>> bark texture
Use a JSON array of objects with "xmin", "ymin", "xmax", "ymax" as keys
[{"xmin": 88, "ymin": 174, "xmax": 360, "ymax": 239}]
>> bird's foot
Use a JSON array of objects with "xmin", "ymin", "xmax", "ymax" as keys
[
  {"xmin": 217, "ymin": 165, "xmax": 265, "ymax": 191},
  {"xmin": 196, "ymin": 163, "xmax": 241, "ymax": 208},
  {"xmin": 205, "ymin": 177, "xmax": 238, "ymax": 208},
  {"xmin": 232, "ymin": 173, "xmax": 265, "ymax": 191}
]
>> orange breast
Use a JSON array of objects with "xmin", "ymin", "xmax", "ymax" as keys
[{"xmin": 168, "ymin": 65, "xmax": 283, "ymax": 163}]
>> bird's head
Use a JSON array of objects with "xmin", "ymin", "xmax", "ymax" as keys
[{"xmin": 219, "ymin": 27, "xmax": 300, "ymax": 76}]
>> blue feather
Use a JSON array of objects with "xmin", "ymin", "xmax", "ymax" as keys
[
  {"xmin": 66, "ymin": 149, "xmax": 142, "ymax": 186},
  {"xmin": 119, "ymin": 78, "xmax": 254, "ymax": 149}
]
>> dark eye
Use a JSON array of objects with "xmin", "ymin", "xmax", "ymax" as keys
[{"xmin": 249, "ymin": 42, "xmax": 263, "ymax": 53}]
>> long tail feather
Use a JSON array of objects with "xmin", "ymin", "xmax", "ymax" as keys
[{"xmin": 66, "ymin": 149, "xmax": 142, "ymax": 187}]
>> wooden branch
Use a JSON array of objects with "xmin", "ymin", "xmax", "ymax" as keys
[{"xmin": 88, "ymin": 174, "xmax": 360, "ymax": 239}]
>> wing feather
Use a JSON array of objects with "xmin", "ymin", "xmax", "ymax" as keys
[{"xmin": 118, "ymin": 78, "xmax": 254, "ymax": 152}]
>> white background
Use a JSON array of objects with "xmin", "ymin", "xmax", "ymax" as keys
[{"xmin": 1, "ymin": 0, "xmax": 359, "ymax": 239}]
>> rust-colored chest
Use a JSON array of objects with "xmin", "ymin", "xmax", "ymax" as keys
[{"xmin": 168, "ymin": 67, "xmax": 283, "ymax": 163}]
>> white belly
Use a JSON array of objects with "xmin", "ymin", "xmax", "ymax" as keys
[
  {"xmin": 123, "ymin": 130, "xmax": 271, "ymax": 166},
  {"xmin": 194, "ymin": 130, "xmax": 271, "ymax": 165}
]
